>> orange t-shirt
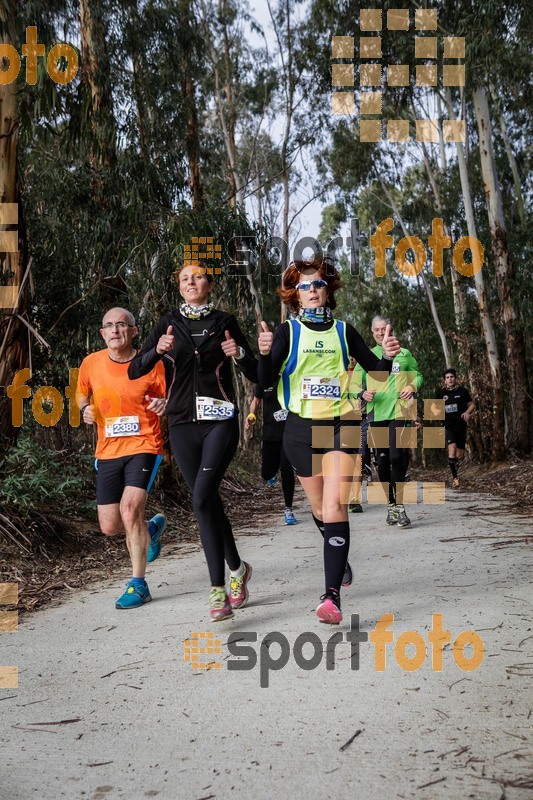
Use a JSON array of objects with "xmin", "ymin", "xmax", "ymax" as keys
[{"xmin": 77, "ymin": 349, "xmax": 166, "ymax": 460}]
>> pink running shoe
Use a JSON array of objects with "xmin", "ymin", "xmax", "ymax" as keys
[
  {"xmin": 316, "ymin": 589, "xmax": 342, "ymax": 625},
  {"xmin": 229, "ymin": 561, "xmax": 252, "ymax": 609},
  {"xmin": 210, "ymin": 587, "xmax": 234, "ymax": 622}
]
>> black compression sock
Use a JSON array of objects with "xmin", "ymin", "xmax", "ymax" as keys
[
  {"xmin": 448, "ymin": 458, "xmax": 458, "ymax": 478},
  {"xmin": 323, "ymin": 521, "xmax": 350, "ymax": 592},
  {"xmin": 312, "ymin": 514, "xmax": 325, "ymax": 538}
]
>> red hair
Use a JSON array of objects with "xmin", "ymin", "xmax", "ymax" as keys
[
  {"xmin": 174, "ymin": 261, "xmax": 214, "ymax": 284},
  {"xmin": 278, "ymin": 259, "xmax": 341, "ymax": 313}
]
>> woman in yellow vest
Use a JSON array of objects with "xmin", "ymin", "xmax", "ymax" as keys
[{"xmin": 258, "ymin": 259, "xmax": 400, "ymax": 624}]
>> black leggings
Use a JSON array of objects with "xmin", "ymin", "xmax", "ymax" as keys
[
  {"xmin": 169, "ymin": 419, "xmax": 241, "ymax": 586},
  {"xmin": 261, "ymin": 440, "xmax": 295, "ymax": 507},
  {"xmin": 372, "ymin": 420, "xmax": 410, "ymax": 504}
]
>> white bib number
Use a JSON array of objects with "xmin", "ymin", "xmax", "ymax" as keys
[
  {"xmin": 301, "ymin": 376, "xmax": 341, "ymax": 400},
  {"xmin": 105, "ymin": 415, "xmax": 140, "ymax": 438},
  {"xmin": 445, "ymin": 403, "xmax": 458, "ymax": 414},
  {"xmin": 197, "ymin": 396, "xmax": 235, "ymax": 420},
  {"xmin": 273, "ymin": 409, "xmax": 288, "ymax": 422}
]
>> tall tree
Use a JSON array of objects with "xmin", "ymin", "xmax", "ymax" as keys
[
  {"xmin": 445, "ymin": 90, "xmax": 505, "ymax": 461},
  {"xmin": 473, "ymin": 86, "xmax": 530, "ymax": 452},
  {"xmin": 0, "ymin": 1, "xmax": 29, "ymax": 448},
  {"xmin": 180, "ymin": 0, "xmax": 204, "ymax": 210},
  {"xmin": 79, "ymin": 0, "xmax": 117, "ymax": 168}
]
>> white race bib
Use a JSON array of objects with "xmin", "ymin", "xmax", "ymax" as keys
[
  {"xmin": 445, "ymin": 403, "xmax": 458, "ymax": 414},
  {"xmin": 301, "ymin": 376, "xmax": 341, "ymax": 400},
  {"xmin": 105, "ymin": 415, "xmax": 140, "ymax": 438},
  {"xmin": 273, "ymin": 409, "xmax": 288, "ymax": 422},
  {"xmin": 196, "ymin": 396, "xmax": 235, "ymax": 420}
]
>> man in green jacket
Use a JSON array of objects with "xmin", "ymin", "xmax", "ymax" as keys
[{"xmin": 361, "ymin": 316, "xmax": 423, "ymax": 527}]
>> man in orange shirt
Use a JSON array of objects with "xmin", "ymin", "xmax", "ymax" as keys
[{"xmin": 77, "ymin": 307, "xmax": 167, "ymax": 609}]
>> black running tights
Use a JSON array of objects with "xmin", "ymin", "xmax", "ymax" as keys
[
  {"xmin": 372, "ymin": 420, "xmax": 410, "ymax": 504},
  {"xmin": 170, "ymin": 419, "xmax": 240, "ymax": 586},
  {"xmin": 261, "ymin": 440, "xmax": 295, "ymax": 507}
]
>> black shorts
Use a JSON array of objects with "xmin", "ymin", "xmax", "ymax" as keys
[
  {"xmin": 445, "ymin": 421, "xmax": 467, "ymax": 449},
  {"xmin": 282, "ymin": 412, "xmax": 361, "ymax": 478},
  {"xmin": 95, "ymin": 453, "xmax": 162, "ymax": 505},
  {"xmin": 261, "ymin": 439, "xmax": 293, "ymax": 481}
]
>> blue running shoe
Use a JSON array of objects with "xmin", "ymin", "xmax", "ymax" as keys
[
  {"xmin": 147, "ymin": 513, "xmax": 166, "ymax": 563},
  {"xmin": 284, "ymin": 508, "xmax": 297, "ymax": 525},
  {"xmin": 266, "ymin": 477, "xmax": 278, "ymax": 488},
  {"xmin": 115, "ymin": 580, "xmax": 151, "ymax": 609}
]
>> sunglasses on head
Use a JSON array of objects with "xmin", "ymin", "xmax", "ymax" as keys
[{"xmin": 296, "ymin": 279, "xmax": 327, "ymax": 291}]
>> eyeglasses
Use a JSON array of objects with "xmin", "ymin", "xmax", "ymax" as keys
[
  {"xmin": 296, "ymin": 279, "xmax": 327, "ymax": 291},
  {"xmin": 102, "ymin": 321, "xmax": 135, "ymax": 330}
]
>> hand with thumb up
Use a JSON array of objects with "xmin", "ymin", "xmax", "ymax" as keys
[
  {"xmin": 221, "ymin": 329, "xmax": 240, "ymax": 358},
  {"xmin": 258, "ymin": 321, "xmax": 273, "ymax": 356},
  {"xmin": 156, "ymin": 324, "xmax": 175, "ymax": 354},
  {"xmin": 381, "ymin": 323, "xmax": 400, "ymax": 359}
]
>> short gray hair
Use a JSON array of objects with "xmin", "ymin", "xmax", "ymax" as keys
[{"xmin": 371, "ymin": 315, "xmax": 391, "ymax": 329}]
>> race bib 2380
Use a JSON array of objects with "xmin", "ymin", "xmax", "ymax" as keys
[{"xmin": 104, "ymin": 415, "xmax": 140, "ymax": 437}]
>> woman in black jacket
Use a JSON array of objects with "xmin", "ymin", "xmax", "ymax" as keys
[{"xmin": 129, "ymin": 264, "xmax": 258, "ymax": 621}]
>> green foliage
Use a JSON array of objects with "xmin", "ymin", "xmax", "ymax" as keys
[
  {"xmin": 6, "ymin": 0, "xmax": 532, "ymax": 467},
  {"xmin": 0, "ymin": 434, "xmax": 93, "ymax": 515}
]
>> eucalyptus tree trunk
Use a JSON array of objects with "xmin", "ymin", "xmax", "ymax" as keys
[
  {"xmin": 79, "ymin": 0, "xmax": 117, "ymax": 168},
  {"xmin": 268, "ymin": 0, "xmax": 295, "ymax": 322},
  {"xmin": 211, "ymin": 55, "xmax": 240, "ymax": 205},
  {"xmin": 205, "ymin": 1, "xmax": 261, "ymax": 324},
  {"xmin": 381, "ymin": 182, "xmax": 450, "ymax": 365},
  {"xmin": 419, "ymin": 140, "xmax": 467, "ymax": 335},
  {"xmin": 179, "ymin": 0, "xmax": 203, "ymax": 210},
  {"xmin": 221, "ymin": 0, "xmax": 242, "ymax": 208},
  {"xmin": 0, "ymin": 5, "xmax": 29, "ymax": 449},
  {"xmin": 489, "ymin": 85, "xmax": 526, "ymax": 225},
  {"xmin": 445, "ymin": 89, "xmax": 505, "ymax": 461},
  {"xmin": 473, "ymin": 86, "xmax": 530, "ymax": 452},
  {"xmin": 419, "ymin": 122, "xmax": 485, "ymax": 453}
]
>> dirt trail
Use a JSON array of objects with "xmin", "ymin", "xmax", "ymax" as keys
[{"xmin": 1, "ymin": 488, "xmax": 532, "ymax": 800}]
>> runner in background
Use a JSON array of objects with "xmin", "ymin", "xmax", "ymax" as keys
[
  {"xmin": 77, "ymin": 307, "xmax": 167, "ymax": 610},
  {"xmin": 245, "ymin": 381, "xmax": 297, "ymax": 526},
  {"xmin": 258, "ymin": 260, "xmax": 401, "ymax": 625},
  {"xmin": 128, "ymin": 264, "xmax": 258, "ymax": 622},
  {"xmin": 433, "ymin": 368, "xmax": 475, "ymax": 488},
  {"xmin": 361, "ymin": 316, "xmax": 423, "ymax": 529}
]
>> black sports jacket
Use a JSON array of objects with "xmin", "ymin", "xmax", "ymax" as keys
[{"xmin": 129, "ymin": 309, "xmax": 258, "ymax": 425}]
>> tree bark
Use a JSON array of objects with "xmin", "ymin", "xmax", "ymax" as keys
[
  {"xmin": 178, "ymin": 0, "xmax": 203, "ymax": 210},
  {"xmin": 79, "ymin": 0, "xmax": 117, "ymax": 168},
  {"xmin": 381, "ymin": 181, "xmax": 450, "ymax": 365},
  {"xmin": 183, "ymin": 71, "xmax": 203, "ymax": 211},
  {"xmin": 489, "ymin": 85, "xmax": 526, "ymax": 225},
  {"xmin": 473, "ymin": 85, "xmax": 530, "ymax": 452},
  {"xmin": 0, "ymin": 22, "xmax": 29, "ymax": 449},
  {"xmin": 221, "ymin": 0, "xmax": 241, "ymax": 207},
  {"xmin": 420, "ymin": 140, "xmax": 467, "ymax": 331},
  {"xmin": 445, "ymin": 89, "xmax": 505, "ymax": 461},
  {"xmin": 267, "ymin": 0, "xmax": 295, "ymax": 322}
]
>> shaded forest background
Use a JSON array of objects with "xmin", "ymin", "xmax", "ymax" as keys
[{"xmin": 0, "ymin": 0, "xmax": 531, "ymax": 549}]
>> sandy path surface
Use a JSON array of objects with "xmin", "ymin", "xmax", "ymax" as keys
[{"xmin": 1, "ymin": 488, "xmax": 532, "ymax": 800}]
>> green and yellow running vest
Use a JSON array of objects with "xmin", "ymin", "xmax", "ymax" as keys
[{"xmin": 277, "ymin": 319, "xmax": 358, "ymax": 420}]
